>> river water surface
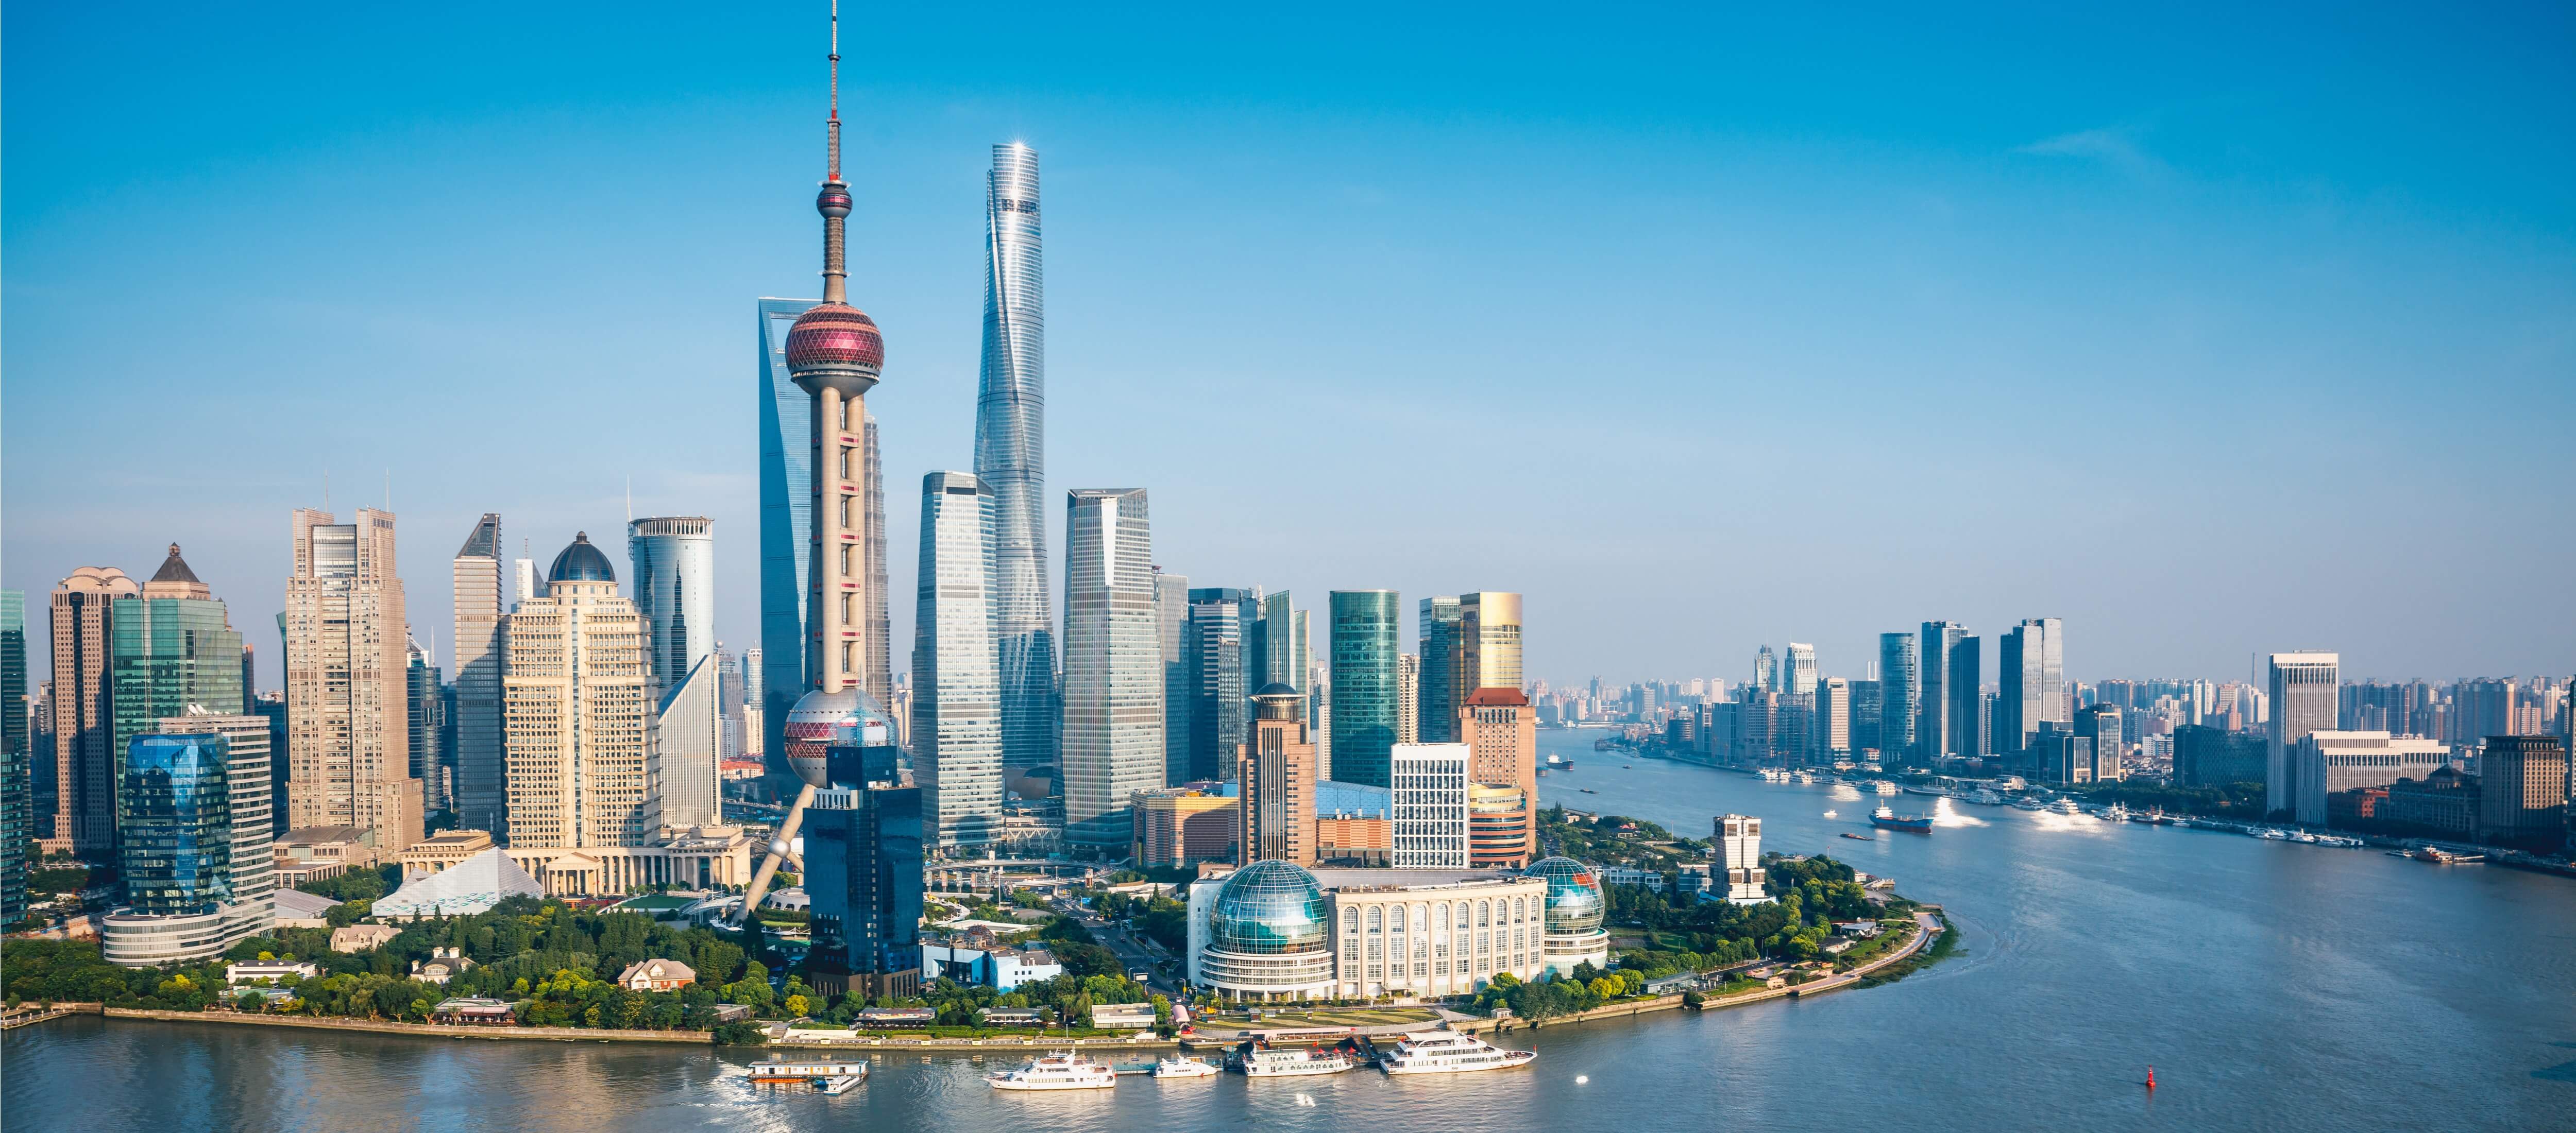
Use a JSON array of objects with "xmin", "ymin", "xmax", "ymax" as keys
[{"xmin": 9, "ymin": 731, "xmax": 2574, "ymax": 1131}]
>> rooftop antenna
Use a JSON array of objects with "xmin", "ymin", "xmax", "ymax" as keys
[
  {"xmin": 828, "ymin": 0, "xmax": 840, "ymax": 182},
  {"xmin": 625, "ymin": 476, "xmax": 633, "ymax": 523}
]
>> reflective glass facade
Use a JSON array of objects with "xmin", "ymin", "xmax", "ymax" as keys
[
  {"xmin": 628, "ymin": 517, "xmax": 716, "ymax": 686},
  {"xmin": 805, "ymin": 772, "xmax": 924, "ymax": 981},
  {"xmin": 110, "ymin": 593, "xmax": 244, "ymax": 793},
  {"xmin": 1877, "ymin": 632, "xmax": 1917, "ymax": 760},
  {"xmin": 121, "ymin": 734, "xmax": 231, "ymax": 916},
  {"xmin": 978, "ymin": 143, "xmax": 1058, "ymax": 778},
  {"xmin": 1186, "ymin": 588, "xmax": 1258, "ymax": 783},
  {"xmin": 0, "ymin": 590, "xmax": 25, "ymax": 925},
  {"xmin": 1208, "ymin": 860, "xmax": 1329, "ymax": 955},
  {"xmin": 1061, "ymin": 489, "xmax": 1162, "ymax": 848},
  {"xmin": 757, "ymin": 297, "xmax": 817, "ymax": 779},
  {"xmin": 912, "ymin": 472, "xmax": 1002, "ymax": 848},
  {"xmin": 1329, "ymin": 591, "xmax": 1401, "ymax": 787}
]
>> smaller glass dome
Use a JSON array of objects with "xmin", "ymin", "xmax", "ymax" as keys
[
  {"xmin": 1526, "ymin": 856, "xmax": 1606, "ymax": 935},
  {"xmin": 1208, "ymin": 860, "xmax": 1329, "ymax": 956},
  {"xmin": 547, "ymin": 533, "xmax": 616, "ymax": 583}
]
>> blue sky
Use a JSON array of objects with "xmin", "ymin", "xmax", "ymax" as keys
[{"xmin": 6, "ymin": 2, "xmax": 2571, "ymax": 690}]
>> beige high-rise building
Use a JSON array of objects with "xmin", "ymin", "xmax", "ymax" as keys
[
  {"xmin": 1238, "ymin": 682, "xmax": 1318, "ymax": 865},
  {"xmin": 1460, "ymin": 591, "xmax": 1523, "ymax": 695},
  {"xmin": 1462, "ymin": 687, "xmax": 1537, "ymax": 867},
  {"xmin": 47, "ymin": 566, "xmax": 138, "ymax": 856},
  {"xmin": 284, "ymin": 508, "xmax": 421, "ymax": 857},
  {"xmin": 504, "ymin": 534, "xmax": 656, "ymax": 850}
]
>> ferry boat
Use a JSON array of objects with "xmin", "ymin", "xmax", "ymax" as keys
[
  {"xmin": 1793, "ymin": 771, "xmax": 1817, "ymax": 785},
  {"xmin": 1238, "ymin": 1041, "xmax": 1363, "ymax": 1077},
  {"xmin": 2102, "ymin": 802, "xmax": 2131, "ymax": 822},
  {"xmin": 2251, "ymin": 828, "xmax": 2289, "ymax": 840},
  {"xmin": 1969, "ymin": 789, "xmax": 2006, "ymax": 806},
  {"xmin": 1870, "ymin": 780, "xmax": 1899, "ymax": 795},
  {"xmin": 2414, "ymin": 846, "xmax": 2484, "ymax": 864},
  {"xmin": 987, "ymin": 1053, "xmax": 1118, "ymax": 1091},
  {"xmin": 1377, "ymin": 1031, "xmax": 1538, "ymax": 1075},
  {"xmin": 2047, "ymin": 798, "xmax": 2085, "ymax": 816},
  {"xmin": 1870, "ymin": 805, "xmax": 1932, "ymax": 833},
  {"xmin": 1758, "ymin": 768, "xmax": 1792, "ymax": 784},
  {"xmin": 2011, "ymin": 797, "xmax": 2046, "ymax": 811},
  {"xmin": 747, "ymin": 1056, "xmax": 869, "ymax": 1095},
  {"xmin": 1151, "ymin": 1056, "xmax": 1221, "ymax": 1079}
]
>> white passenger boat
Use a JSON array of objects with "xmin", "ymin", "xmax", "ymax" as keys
[
  {"xmin": 1238, "ymin": 1042, "xmax": 1362, "ymax": 1077},
  {"xmin": 1151, "ymin": 1056, "xmax": 1221, "ymax": 1079},
  {"xmin": 2252, "ymin": 828, "xmax": 2289, "ymax": 840},
  {"xmin": 747, "ymin": 1056, "xmax": 869, "ymax": 1094},
  {"xmin": 1871, "ymin": 780, "xmax": 1899, "ymax": 795},
  {"xmin": 2102, "ymin": 802, "xmax": 2131, "ymax": 822},
  {"xmin": 987, "ymin": 1052, "xmax": 1118, "ymax": 1091},
  {"xmin": 1377, "ymin": 1031, "xmax": 1539, "ymax": 1075},
  {"xmin": 2048, "ymin": 798, "xmax": 2085, "ymax": 816},
  {"xmin": 1969, "ymin": 789, "xmax": 2006, "ymax": 806}
]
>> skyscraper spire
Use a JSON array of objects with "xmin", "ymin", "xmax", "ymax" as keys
[
  {"xmin": 816, "ymin": 0, "xmax": 851, "ymax": 304},
  {"xmin": 828, "ymin": 0, "xmax": 841, "ymax": 181}
]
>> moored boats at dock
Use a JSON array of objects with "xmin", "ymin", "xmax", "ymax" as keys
[
  {"xmin": 1377, "ymin": 1031, "xmax": 1538, "ymax": 1075},
  {"xmin": 987, "ymin": 1052, "xmax": 1117, "ymax": 1091},
  {"xmin": 747, "ymin": 1055, "xmax": 869, "ymax": 1095},
  {"xmin": 1236, "ymin": 1039, "xmax": 1364, "ymax": 1077}
]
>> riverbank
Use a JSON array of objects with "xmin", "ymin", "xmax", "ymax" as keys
[
  {"xmin": 1455, "ymin": 909, "xmax": 1943, "ymax": 1034},
  {"xmin": 99, "ymin": 1007, "xmax": 713, "ymax": 1044}
]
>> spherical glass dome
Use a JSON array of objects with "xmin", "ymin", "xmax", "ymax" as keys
[
  {"xmin": 1207, "ymin": 860, "xmax": 1329, "ymax": 956},
  {"xmin": 1526, "ymin": 856, "xmax": 1605, "ymax": 935},
  {"xmin": 780, "ymin": 686, "xmax": 893, "ymax": 788}
]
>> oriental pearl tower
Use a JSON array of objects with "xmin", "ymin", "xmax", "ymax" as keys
[{"xmin": 740, "ymin": 1, "xmax": 890, "ymax": 921}]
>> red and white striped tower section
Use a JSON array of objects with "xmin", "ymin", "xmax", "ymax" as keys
[{"xmin": 741, "ymin": 0, "xmax": 886, "ymax": 924}]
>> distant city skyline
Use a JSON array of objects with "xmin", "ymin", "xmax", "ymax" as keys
[{"xmin": 8, "ymin": 5, "xmax": 2571, "ymax": 690}]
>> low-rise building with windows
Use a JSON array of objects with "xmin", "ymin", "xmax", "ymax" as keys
[{"xmin": 1185, "ymin": 859, "xmax": 1550, "ymax": 1003}]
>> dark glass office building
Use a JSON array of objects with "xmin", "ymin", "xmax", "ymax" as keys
[
  {"xmin": 120, "ymin": 733, "xmax": 232, "ymax": 916},
  {"xmin": 804, "ymin": 736, "xmax": 924, "ymax": 1002},
  {"xmin": 1328, "ymin": 591, "xmax": 1401, "ymax": 787}
]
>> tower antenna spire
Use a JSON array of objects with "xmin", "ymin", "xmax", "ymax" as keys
[{"xmin": 827, "ymin": 0, "xmax": 841, "ymax": 182}]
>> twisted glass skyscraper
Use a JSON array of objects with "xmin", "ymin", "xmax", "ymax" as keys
[{"xmin": 977, "ymin": 143, "xmax": 1056, "ymax": 777}]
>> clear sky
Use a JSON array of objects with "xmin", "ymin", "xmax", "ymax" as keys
[{"xmin": 6, "ymin": 2, "xmax": 2571, "ymax": 692}]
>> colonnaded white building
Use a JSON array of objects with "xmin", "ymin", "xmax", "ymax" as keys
[{"xmin": 1185, "ymin": 857, "xmax": 1609, "ymax": 1002}]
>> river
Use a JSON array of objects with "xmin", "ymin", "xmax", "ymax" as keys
[{"xmin": 9, "ymin": 731, "xmax": 2573, "ymax": 1131}]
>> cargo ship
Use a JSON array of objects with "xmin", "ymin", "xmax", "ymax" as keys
[{"xmin": 1870, "ymin": 805, "xmax": 1931, "ymax": 833}]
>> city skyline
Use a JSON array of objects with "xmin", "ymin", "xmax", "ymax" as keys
[{"xmin": 8, "ymin": 5, "xmax": 2573, "ymax": 693}]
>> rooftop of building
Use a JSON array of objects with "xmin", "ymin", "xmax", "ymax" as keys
[
  {"xmin": 1464, "ymin": 687, "xmax": 1531, "ymax": 707},
  {"xmin": 548, "ymin": 533, "xmax": 616, "ymax": 583},
  {"xmin": 1299, "ymin": 867, "xmax": 1537, "ymax": 892}
]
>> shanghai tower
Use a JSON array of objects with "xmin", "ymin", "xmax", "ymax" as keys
[{"xmin": 978, "ymin": 143, "xmax": 1056, "ymax": 777}]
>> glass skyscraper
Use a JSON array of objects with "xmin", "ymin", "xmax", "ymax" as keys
[
  {"xmin": 1877, "ymin": 632, "xmax": 1917, "ymax": 762},
  {"xmin": 111, "ymin": 547, "xmax": 245, "ymax": 800},
  {"xmin": 629, "ymin": 516, "xmax": 716, "ymax": 688},
  {"xmin": 1416, "ymin": 596, "xmax": 1462, "ymax": 744},
  {"xmin": 1329, "ymin": 590, "xmax": 1402, "ymax": 787},
  {"xmin": 912, "ymin": 471, "xmax": 1002, "ymax": 849},
  {"xmin": 0, "ymin": 590, "xmax": 26, "ymax": 926},
  {"xmin": 757, "ymin": 297, "xmax": 817, "ymax": 780},
  {"xmin": 1187, "ymin": 587, "xmax": 1259, "ymax": 784},
  {"xmin": 978, "ymin": 143, "xmax": 1057, "ymax": 779},
  {"xmin": 1998, "ymin": 618, "xmax": 2066, "ymax": 756},
  {"xmin": 1919, "ymin": 621, "xmax": 1966, "ymax": 760},
  {"xmin": 119, "ymin": 733, "xmax": 232, "ymax": 916},
  {"xmin": 1061, "ymin": 489, "xmax": 1162, "ymax": 850}
]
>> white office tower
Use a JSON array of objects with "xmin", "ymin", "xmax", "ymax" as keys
[
  {"xmin": 1715, "ymin": 813, "xmax": 1768, "ymax": 904},
  {"xmin": 627, "ymin": 517, "xmax": 716, "ymax": 688},
  {"xmin": 1061, "ymin": 489, "xmax": 1163, "ymax": 850},
  {"xmin": 653, "ymin": 654, "xmax": 724, "ymax": 829},
  {"xmin": 2266, "ymin": 652, "xmax": 2340, "ymax": 818},
  {"xmin": 1389, "ymin": 743, "xmax": 1471, "ymax": 868},
  {"xmin": 913, "ymin": 472, "xmax": 1003, "ymax": 849},
  {"xmin": 1783, "ymin": 643, "xmax": 1818, "ymax": 696}
]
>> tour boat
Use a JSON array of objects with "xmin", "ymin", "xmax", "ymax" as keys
[
  {"xmin": 987, "ymin": 1052, "xmax": 1118, "ymax": 1091},
  {"xmin": 1238, "ymin": 1042, "xmax": 1363, "ymax": 1077},
  {"xmin": 2047, "ymin": 798, "xmax": 2084, "ymax": 816},
  {"xmin": 1870, "ymin": 805, "xmax": 1931, "ymax": 833},
  {"xmin": 747, "ymin": 1056, "xmax": 869, "ymax": 1095},
  {"xmin": 2290, "ymin": 831, "xmax": 2318, "ymax": 844},
  {"xmin": 2011, "ymin": 797, "xmax": 2046, "ymax": 811},
  {"xmin": 1151, "ymin": 1056, "xmax": 1221, "ymax": 1079},
  {"xmin": 2251, "ymin": 828, "xmax": 2288, "ymax": 840},
  {"xmin": 2414, "ymin": 847, "xmax": 2484, "ymax": 864},
  {"xmin": 1871, "ymin": 780, "xmax": 1899, "ymax": 795},
  {"xmin": 1969, "ymin": 789, "xmax": 2006, "ymax": 806},
  {"xmin": 1377, "ymin": 1031, "xmax": 1539, "ymax": 1075},
  {"xmin": 2102, "ymin": 802, "xmax": 2131, "ymax": 822}
]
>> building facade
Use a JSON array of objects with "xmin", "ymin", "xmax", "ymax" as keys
[
  {"xmin": 627, "ymin": 516, "xmax": 716, "ymax": 686},
  {"xmin": 1060, "ymin": 489, "xmax": 1163, "ymax": 850},
  {"xmin": 1238, "ymin": 683, "xmax": 1318, "ymax": 865},
  {"xmin": 1132, "ymin": 786, "xmax": 1239, "ymax": 867},
  {"xmin": 1329, "ymin": 591, "xmax": 1402, "ymax": 787},
  {"xmin": 110, "ymin": 547, "xmax": 245, "ymax": 840},
  {"xmin": 2477, "ymin": 735, "xmax": 2567, "ymax": 848},
  {"xmin": 2175, "ymin": 724, "xmax": 2265, "ymax": 788},
  {"xmin": 1417, "ymin": 596, "xmax": 1463, "ymax": 744},
  {"xmin": 2268, "ymin": 652, "xmax": 2341, "ymax": 818},
  {"xmin": 503, "ymin": 535, "xmax": 655, "ymax": 850},
  {"xmin": 1917, "ymin": 622, "xmax": 1963, "ymax": 760},
  {"xmin": 450, "ymin": 514, "xmax": 507, "ymax": 837},
  {"xmin": 1714, "ymin": 814, "xmax": 1767, "ymax": 904},
  {"xmin": 1461, "ymin": 688, "xmax": 1536, "ymax": 867},
  {"xmin": 978, "ymin": 142, "xmax": 1058, "ymax": 782},
  {"xmin": 2291, "ymin": 729, "xmax": 2445, "ymax": 827},
  {"xmin": 284, "ymin": 509, "xmax": 421, "ymax": 856},
  {"xmin": 1187, "ymin": 861, "xmax": 1551, "ymax": 1002},
  {"xmin": 1184, "ymin": 587, "xmax": 1257, "ymax": 783},
  {"xmin": 0, "ymin": 590, "xmax": 25, "ymax": 924},
  {"xmin": 1389, "ymin": 743, "xmax": 1470, "ymax": 869},
  {"xmin": 47, "ymin": 566, "xmax": 139, "ymax": 856},
  {"xmin": 157, "ymin": 712, "xmax": 277, "ymax": 947},
  {"xmin": 1460, "ymin": 592, "xmax": 1523, "ymax": 695},
  {"xmin": 1997, "ymin": 619, "xmax": 2065, "ymax": 758},
  {"xmin": 756, "ymin": 296, "xmax": 818, "ymax": 781},
  {"xmin": 1876, "ymin": 632, "xmax": 1916, "ymax": 763},
  {"xmin": 912, "ymin": 471, "xmax": 1003, "ymax": 850}
]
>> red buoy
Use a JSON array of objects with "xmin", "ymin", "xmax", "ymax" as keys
[{"xmin": 2146, "ymin": 1066, "xmax": 2157, "ymax": 1090}]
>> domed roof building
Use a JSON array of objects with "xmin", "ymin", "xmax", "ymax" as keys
[
  {"xmin": 547, "ymin": 533, "xmax": 616, "ymax": 585},
  {"xmin": 1195, "ymin": 860, "xmax": 1336, "ymax": 1002},
  {"xmin": 1526, "ymin": 856, "xmax": 1611, "ymax": 977}
]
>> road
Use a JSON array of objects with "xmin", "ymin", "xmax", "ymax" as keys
[{"xmin": 1050, "ymin": 896, "xmax": 1182, "ymax": 994}]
